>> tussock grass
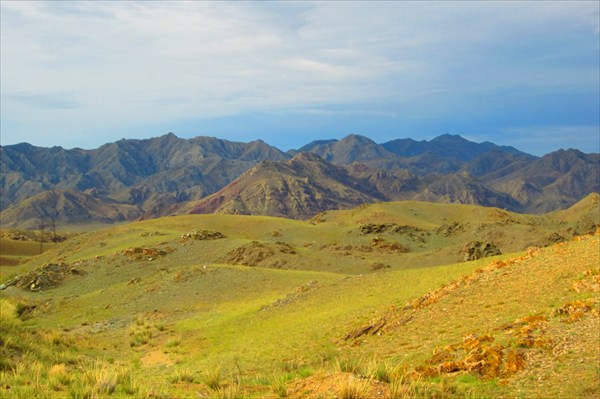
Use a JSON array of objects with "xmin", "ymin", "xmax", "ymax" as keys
[
  {"xmin": 334, "ymin": 357, "xmax": 365, "ymax": 375},
  {"xmin": 270, "ymin": 374, "xmax": 291, "ymax": 397},
  {"xmin": 211, "ymin": 383, "xmax": 242, "ymax": 399},
  {"xmin": 169, "ymin": 368, "xmax": 196, "ymax": 384},
  {"xmin": 337, "ymin": 375, "xmax": 370, "ymax": 399},
  {"xmin": 166, "ymin": 336, "xmax": 181, "ymax": 348},
  {"xmin": 366, "ymin": 358, "xmax": 394, "ymax": 383},
  {"xmin": 203, "ymin": 365, "xmax": 223, "ymax": 390}
]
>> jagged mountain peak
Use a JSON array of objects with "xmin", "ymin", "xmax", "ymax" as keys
[
  {"xmin": 430, "ymin": 133, "xmax": 469, "ymax": 143},
  {"xmin": 2, "ymin": 132, "xmax": 598, "ymax": 227},
  {"xmin": 339, "ymin": 133, "xmax": 378, "ymax": 145}
]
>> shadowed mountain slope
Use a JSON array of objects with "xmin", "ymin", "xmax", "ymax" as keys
[
  {"xmin": 1, "ymin": 133, "xmax": 290, "ymax": 212},
  {"xmin": 2, "ymin": 133, "xmax": 598, "ymax": 227},
  {"xmin": 178, "ymin": 154, "xmax": 526, "ymax": 219},
  {"xmin": 0, "ymin": 189, "xmax": 143, "ymax": 229},
  {"xmin": 178, "ymin": 153, "xmax": 380, "ymax": 219}
]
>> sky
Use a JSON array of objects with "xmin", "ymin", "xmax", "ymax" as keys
[{"xmin": 1, "ymin": 1, "xmax": 599, "ymax": 156}]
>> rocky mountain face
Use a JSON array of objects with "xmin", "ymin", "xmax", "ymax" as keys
[
  {"xmin": 180, "ymin": 153, "xmax": 523, "ymax": 219},
  {"xmin": 1, "ymin": 133, "xmax": 288, "ymax": 223},
  {"xmin": 178, "ymin": 153, "xmax": 382, "ymax": 219},
  {"xmin": 0, "ymin": 189, "xmax": 143, "ymax": 229},
  {"xmin": 1, "ymin": 133, "xmax": 598, "ymax": 227}
]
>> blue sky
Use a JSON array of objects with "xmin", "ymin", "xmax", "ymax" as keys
[{"xmin": 1, "ymin": 1, "xmax": 599, "ymax": 156}]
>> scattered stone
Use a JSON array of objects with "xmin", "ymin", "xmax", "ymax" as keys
[
  {"xmin": 223, "ymin": 241, "xmax": 296, "ymax": 267},
  {"xmin": 436, "ymin": 222, "xmax": 464, "ymax": 237},
  {"xmin": 536, "ymin": 232, "xmax": 567, "ymax": 247},
  {"xmin": 371, "ymin": 238, "xmax": 409, "ymax": 253},
  {"xmin": 370, "ymin": 262, "xmax": 391, "ymax": 271},
  {"xmin": 180, "ymin": 229, "xmax": 226, "ymax": 244},
  {"xmin": 260, "ymin": 280, "xmax": 318, "ymax": 310},
  {"xmin": 359, "ymin": 223, "xmax": 428, "ymax": 242},
  {"xmin": 460, "ymin": 241, "xmax": 501, "ymax": 261},
  {"xmin": 553, "ymin": 299, "xmax": 596, "ymax": 323},
  {"xmin": 6, "ymin": 263, "xmax": 84, "ymax": 291},
  {"xmin": 141, "ymin": 231, "xmax": 164, "ymax": 237},
  {"xmin": 571, "ymin": 269, "xmax": 600, "ymax": 293},
  {"xmin": 121, "ymin": 246, "xmax": 174, "ymax": 261}
]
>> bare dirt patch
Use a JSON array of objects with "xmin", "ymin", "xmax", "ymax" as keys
[{"xmin": 141, "ymin": 350, "xmax": 174, "ymax": 368}]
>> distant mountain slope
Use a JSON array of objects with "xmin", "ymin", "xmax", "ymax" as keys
[
  {"xmin": 382, "ymin": 133, "xmax": 528, "ymax": 161},
  {"xmin": 178, "ymin": 153, "xmax": 380, "ymax": 219},
  {"xmin": 300, "ymin": 133, "xmax": 535, "ymax": 175},
  {"xmin": 490, "ymin": 149, "xmax": 600, "ymax": 213},
  {"xmin": 2, "ymin": 132, "xmax": 598, "ymax": 227},
  {"xmin": 301, "ymin": 134, "xmax": 397, "ymax": 164},
  {"xmin": 178, "ymin": 154, "xmax": 524, "ymax": 219},
  {"xmin": 0, "ymin": 133, "xmax": 290, "ymax": 212},
  {"xmin": 0, "ymin": 189, "xmax": 142, "ymax": 229}
]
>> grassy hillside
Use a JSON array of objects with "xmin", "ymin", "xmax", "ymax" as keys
[{"xmin": 0, "ymin": 199, "xmax": 598, "ymax": 398}]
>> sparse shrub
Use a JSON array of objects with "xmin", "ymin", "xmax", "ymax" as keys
[
  {"xmin": 68, "ymin": 379, "xmax": 94, "ymax": 399},
  {"xmin": 166, "ymin": 337, "xmax": 181, "ymax": 348},
  {"xmin": 367, "ymin": 359, "xmax": 393, "ymax": 382},
  {"xmin": 15, "ymin": 302, "xmax": 35, "ymax": 320},
  {"xmin": 203, "ymin": 366, "xmax": 223, "ymax": 390},
  {"xmin": 270, "ymin": 374, "xmax": 290, "ymax": 397},
  {"xmin": 87, "ymin": 366, "xmax": 118, "ymax": 395},
  {"xmin": 337, "ymin": 375, "xmax": 370, "ymax": 399},
  {"xmin": 334, "ymin": 357, "xmax": 364, "ymax": 375},
  {"xmin": 280, "ymin": 359, "xmax": 302, "ymax": 373},
  {"xmin": 388, "ymin": 375, "xmax": 446, "ymax": 399},
  {"xmin": 130, "ymin": 328, "xmax": 153, "ymax": 347},
  {"xmin": 388, "ymin": 379, "xmax": 410, "ymax": 399},
  {"xmin": 212, "ymin": 383, "xmax": 242, "ymax": 399},
  {"xmin": 116, "ymin": 371, "xmax": 140, "ymax": 395},
  {"xmin": 48, "ymin": 363, "xmax": 72, "ymax": 390},
  {"xmin": 169, "ymin": 368, "xmax": 196, "ymax": 384},
  {"xmin": 297, "ymin": 367, "xmax": 314, "ymax": 378}
]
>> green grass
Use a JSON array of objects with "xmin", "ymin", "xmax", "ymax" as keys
[{"xmin": 0, "ymin": 202, "xmax": 598, "ymax": 398}]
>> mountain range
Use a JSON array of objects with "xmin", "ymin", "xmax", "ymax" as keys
[{"xmin": 1, "ymin": 133, "xmax": 598, "ymax": 228}]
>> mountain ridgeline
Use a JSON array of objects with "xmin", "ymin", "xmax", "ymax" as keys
[{"xmin": 1, "ymin": 133, "xmax": 598, "ymax": 227}]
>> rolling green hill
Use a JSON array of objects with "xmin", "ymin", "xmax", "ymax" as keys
[{"xmin": 0, "ymin": 198, "xmax": 598, "ymax": 398}]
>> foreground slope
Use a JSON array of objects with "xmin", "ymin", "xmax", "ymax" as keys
[{"xmin": 0, "ymin": 199, "xmax": 598, "ymax": 398}]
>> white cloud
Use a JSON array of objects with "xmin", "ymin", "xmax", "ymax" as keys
[{"xmin": 1, "ymin": 1, "xmax": 598, "ymax": 148}]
